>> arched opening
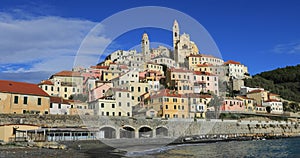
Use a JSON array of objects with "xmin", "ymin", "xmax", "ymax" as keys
[
  {"xmin": 139, "ymin": 126, "xmax": 153, "ymax": 138},
  {"xmin": 156, "ymin": 127, "xmax": 168, "ymax": 137},
  {"xmin": 266, "ymin": 106, "xmax": 271, "ymax": 113},
  {"xmin": 120, "ymin": 126, "xmax": 135, "ymax": 138},
  {"xmin": 100, "ymin": 127, "xmax": 116, "ymax": 139}
]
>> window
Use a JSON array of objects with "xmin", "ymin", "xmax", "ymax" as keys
[
  {"xmin": 127, "ymin": 93, "xmax": 130, "ymax": 98},
  {"xmin": 182, "ymin": 106, "xmax": 184, "ymax": 110},
  {"xmin": 145, "ymin": 87, "xmax": 148, "ymax": 92},
  {"xmin": 174, "ymin": 105, "xmax": 177, "ymax": 109},
  {"xmin": 138, "ymin": 87, "xmax": 141, "ymax": 92},
  {"xmin": 118, "ymin": 92, "xmax": 121, "ymax": 97},
  {"xmin": 166, "ymin": 105, "xmax": 168, "ymax": 109},
  {"xmin": 58, "ymin": 104, "xmax": 61, "ymax": 109},
  {"xmin": 119, "ymin": 102, "xmax": 122, "ymax": 107},
  {"xmin": 127, "ymin": 112, "xmax": 130, "ymax": 116},
  {"xmin": 23, "ymin": 96, "xmax": 28, "ymax": 104},
  {"xmin": 127, "ymin": 102, "xmax": 130, "ymax": 107},
  {"xmin": 101, "ymin": 111, "xmax": 104, "ymax": 116},
  {"xmin": 101, "ymin": 103, "xmax": 104, "ymax": 108},
  {"xmin": 112, "ymin": 112, "xmax": 115, "ymax": 116},
  {"xmin": 45, "ymin": 86, "xmax": 48, "ymax": 91},
  {"xmin": 112, "ymin": 104, "xmax": 115, "ymax": 108},
  {"xmin": 64, "ymin": 87, "xmax": 67, "ymax": 92},
  {"xmin": 50, "ymin": 103, "xmax": 53, "ymax": 108},
  {"xmin": 106, "ymin": 112, "xmax": 109, "ymax": 116},
  {"xmin": 14, "ymin": 96, "xmax": 19, "ymax": 104},
  {"xmin": 73, "ymin": 88, "xmax": 75, "ymax": 92},
  {"xmin": 57, "ymin": 87, "xmax": 60, "ymax": 92},
  {"xmin": 173, "ymin": 98, "xmax": 177, "ymax": 102},
  {"xmin": 119, "ymin": 112, "xmax": 121, "ymax": 116},
  {"xmin": 51, "ymin": 87, "xmax": 53, "ymax": 91},
  {"xmin": 37, "ymin": 98, "xmax": 42, "ymax": 105},
  {"xmin": 131, "ymin": 87, "xmax": 134, "ymax": 92}
]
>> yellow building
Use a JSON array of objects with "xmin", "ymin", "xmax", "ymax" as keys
[
  {"xmin": 0, "ymin": 80, "xmax": 50, "ymax": 115},
  {"xmin": 186, "ymin": 54, "xmax": 224, "ymax": 70},
  {"xmin": 69, "ymin": 100, "xmax": 94, "ymax": 115},
  {"xmin": 39, "ymin": 71, "xmax": 84, "ymax": 99},
  {"xmin": 101, "ymin": 64, "xmax": 128, "ymax": 82},
  {"xmin": 166, "ymin": 68, "xmax": 194, "ymax": 94},
  {"xmin": 247, "ymin": 89, "xmax": 268, "ymax": 106},
  {"xmin": 0, "ymin": 124, "xmax": 40, "ymax": 142},
  {"xmin": 148, "ymin": 89, "xmax": 189, "ymax": 119},
  {"xmin": 236, "ymin": 95, "xmax": 255, "ymax": 112},
  {"xmin": 122, "ymin": 82, "xmax": 149, "ymax": 106},
  {"xmin": 144, "ymin": 62, "xmax": 164, "ymax": 76}
]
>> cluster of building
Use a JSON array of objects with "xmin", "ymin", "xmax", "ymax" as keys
[{"xmin": 0, "ymin": 20, "xmax": 284, "ymax": 119}]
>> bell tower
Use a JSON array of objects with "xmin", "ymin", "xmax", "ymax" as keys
[
  {"xmin": 142, "ymin": 33, "xmax": 150, "ymax": 62},
  {"xmin": 173, "ymin": 20, "xmax": 180, "ymax": 50},
  {"xmin": 173, "ymin": 20, "xmax": 180, "ymax": 63}
]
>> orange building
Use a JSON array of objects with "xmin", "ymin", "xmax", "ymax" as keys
[{"xmin": 0, "ymin": 80, "xmax": 50, "ymax": 114}]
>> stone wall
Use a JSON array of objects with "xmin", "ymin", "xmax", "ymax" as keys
[{"xmin": 0, "ymin": 114, "xmax": 299, "ymax": 137}]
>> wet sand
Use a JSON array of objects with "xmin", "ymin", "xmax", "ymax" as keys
[{"xmin": 0, "ymin": 140, "xmax": 122, "ymax": 158}]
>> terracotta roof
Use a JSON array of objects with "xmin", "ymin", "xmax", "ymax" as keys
[
  {"xmin": 269, "ymin": 93, "xmax": 279, "ymax": 96},
  {"xmin": 236, "ymin": 95, "xmax": 254, "ymax": 100},
  {"xmin": 38, "ymin": 80, "xmax": 54, "ymax": 85},
  {"xmin": 52, "ymin": 71, "xmax": 82, "ymax": 77},
  {"xmin": 150, "ymin": 89, "xmax": 185, "ymax": 98},
  {"xmin": 0, "ymin": 80, "xmax": 49, "ymax": 97},
  {"xmin": 248, "ymin": 89, "xmax": 264, "ymax": 94},
  {"xmin": 119, "ymin": 65, "xmax": 128, "ymax": 69},
  {"xmin": 90, "ymin": 65, "xmax": 109, "ymax": 69},
  {"xmin": 196, "ymin": 63, "xmax": 213, "ymax": 67},
  {"xmin": 224, "ymin": 60, "xmax": 241, "ymax": 65},
  {"xmin": 265, "ymin": 99, "xmax": 281, "ymax": 102},
  {"xmin": 193, "ymin": 71, "xmax": 215, "ymax": 76},
  {"xmin": 50, "ymin": 96, "xmax": 69, "ymax": 104}
]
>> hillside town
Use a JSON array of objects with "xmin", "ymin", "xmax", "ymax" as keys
[{"xmin": 0, "ymin": 20, "xmax": 289, "ymax": 120}]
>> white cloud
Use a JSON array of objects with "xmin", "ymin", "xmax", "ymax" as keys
[
  {"xmin": 0, "ymin": 12, "xmax": 111, "ymax": 73},
  {"xmin": 272, "ymin": 41, "xmax": 300, "ymax": 54}
]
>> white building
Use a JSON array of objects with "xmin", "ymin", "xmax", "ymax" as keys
[
  {"xmin": 262, "ymin": 100, "xmax": 283, "ymax": 114},
  {"xmin": 240, "ymin": 86, "xmax": 264, "ymax": 96},
  {"xmin": 224, "ymin": 60, "xmax": 249, "ymax": 79},
  {"xmin": 111, "ymin": 70, "xmax": 139, "ymax": 88},
  {"xmin": 50, "ymin": 97, "xmax": 71, "ymax": 115}
]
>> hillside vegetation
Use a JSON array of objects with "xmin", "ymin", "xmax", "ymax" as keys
[{"xmin": 244, "ymin": 64, "xmax": 300, "ymax": 104}]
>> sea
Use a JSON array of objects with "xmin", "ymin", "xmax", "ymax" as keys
[{"xmin": 124, "ymin": 137, "xmax": 300, "ymax": 158}]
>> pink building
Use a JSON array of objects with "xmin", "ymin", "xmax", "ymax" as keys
[
  {"xmin": 221, "ymin": 98, "xmax": 245, "ymax": 112},
  {"xmin": 89, "ymin": 82, "xmax": 112, "ymax": 102},
  {"xmin": 193, "ymin": 71, "xmax": 219, "ymax": 95}
]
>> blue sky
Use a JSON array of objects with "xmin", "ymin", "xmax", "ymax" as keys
[{"xmin": 0, "ymin": 0, "xmax": 300, "ymax": 83}]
